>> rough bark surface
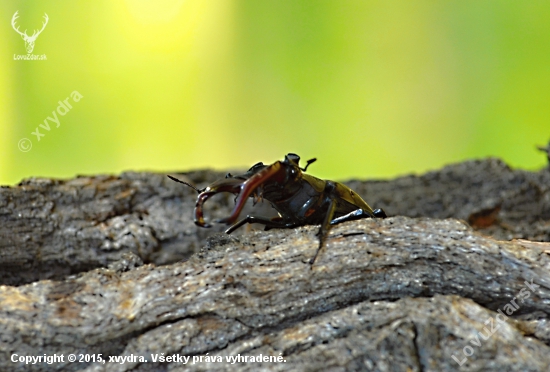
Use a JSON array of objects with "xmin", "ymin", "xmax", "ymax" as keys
[{"xmin": 1, "ymin": 158, "xmax": 550, "ymax": 371}]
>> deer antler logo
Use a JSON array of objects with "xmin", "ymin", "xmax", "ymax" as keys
[{"xmin": 11, "ymin": 11, "xmax": 49, "ymax": 54}]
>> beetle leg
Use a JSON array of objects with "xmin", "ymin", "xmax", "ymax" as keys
[
  {"xmin": 374, "ymin": 208, "xmax": 387, "ymax": 218},
  {"xmin": 309, "ymin": 198, "xmax": 337, "ymax": 266},
  {"xmin": 310, "ymin": 201, "xmax": 387, "ymax": 266},
  {"xmin": 263, "ymin": 216, "xmax": 284, "ymax": 231},
  {"xmin": 225, "ymin": 215, "xmax": 298, "ymax": 234},
  {"xmin": 329, "ymin": 209, "xmax": 369, "ymax": 225},
  {"xmin": 329, "ymin": 207, "xmax": 387, "ymax": 225}
]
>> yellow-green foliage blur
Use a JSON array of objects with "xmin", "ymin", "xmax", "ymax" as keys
[{"xmin": 1, "ymin": 1, "xmax": 549, "ymax": 185}]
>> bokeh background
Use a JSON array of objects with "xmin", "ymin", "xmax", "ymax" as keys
[{"xmin": 1, "ymin": 0, "xmax": 549, "ymax": 186}]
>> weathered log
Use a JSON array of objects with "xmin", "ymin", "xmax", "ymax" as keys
[
  {"xmin": 347, "ymin": 158, "xmax": 550, "ymax": 241},
  {"xmin": 0, "ymin": 171, "xmax": 228, "ymax": 286},
  {"xmin": 1, "ymin": 157, "xmax": 550, "ymax": 371},
  {"xmin": 1, "ymin": 217, "xmax": 550, "ymax": 371},
  {"xmin": 1, "ymin": 158, "xmax": 549, "ymax": 287}
]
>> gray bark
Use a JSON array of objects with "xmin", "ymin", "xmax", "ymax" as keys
[{"xmin": 1, "ymin": 158, "xmax": 550, "ymax": 371}]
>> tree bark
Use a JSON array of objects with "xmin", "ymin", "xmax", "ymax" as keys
[{"xmin": 1, "ymin": 158, "xmax": 549, "ymax": 371}]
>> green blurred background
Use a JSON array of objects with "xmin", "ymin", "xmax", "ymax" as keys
[{"xmin": 1, "ymin": 0, "xmax": 549, "ymax": 186}]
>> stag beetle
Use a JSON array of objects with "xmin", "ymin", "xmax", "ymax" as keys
[{"xmin": 168, "ymin": 154, "xmax": 386, "ymax": 265}]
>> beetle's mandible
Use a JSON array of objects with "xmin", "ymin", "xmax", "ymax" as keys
[{"xmin": 168, "ymin": 153, "xmax": 387, "ymax": 265}]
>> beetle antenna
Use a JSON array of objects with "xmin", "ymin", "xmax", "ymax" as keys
[
  {"xmin": 167, "ymin": 175, "xmax": 204, "ymax": 194},
  {"xmin": 301, "ymin": 158, "xmax": 317, "ymax": 172}
]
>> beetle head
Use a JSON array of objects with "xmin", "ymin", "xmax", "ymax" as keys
[
  {"xmin": 281, "ymin": 154, "xmax": 302, "ymax": 185},
  {"xmin": 283, "ymin": 153, "xmax": 316, "ymax": 173},
  {"xmin": 276, "ymin": 153, "xmax": 317, "ymax": 192}
]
